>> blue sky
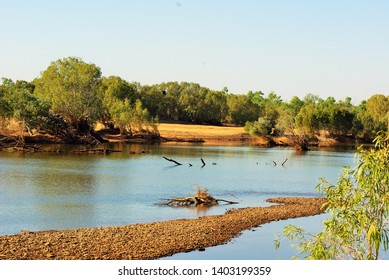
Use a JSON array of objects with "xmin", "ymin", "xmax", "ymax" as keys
[{"xmin": 1, "ymin": 0, "xmax": 388, "ymax": 104}]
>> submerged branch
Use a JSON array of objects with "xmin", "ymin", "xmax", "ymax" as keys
[{"xmin": 163, "ymin": 156, "xmax": 182, "ymax": 165}]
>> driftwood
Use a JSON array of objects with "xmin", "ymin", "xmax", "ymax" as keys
[
  {"xmin": 291, "ymin": 134, "xmax": 309, "ymax": 151},
  {"xmin": 163, "ymin": 156, "xmax": 182, "ymax": 165},
  {"xmin": 2, "ymin": 145, "xmax": 41, "ymax": 153},
  {"xmin": 201, "ymin": 158, "xmax": 206, "ymax": 167},
  {"xmin": 73, "ymin": 148, "xmax": 121, "ymax": 154},
  {"xmin": 159, "ymin": 187, "xmax": 238, "ymax": 207},
  {"xmin": 281, "ymin": 158, "xmax": 288, "ymax": 166}
]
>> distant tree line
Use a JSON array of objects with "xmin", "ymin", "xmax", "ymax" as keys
[{"xmin": 0, "ymin": 57, "xmax": 388, "ymax": 142}]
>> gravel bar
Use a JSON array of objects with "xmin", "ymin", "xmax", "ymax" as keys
[{"xmin": 0, "ymin": 197, "xmax": 327, "ymax": 260}]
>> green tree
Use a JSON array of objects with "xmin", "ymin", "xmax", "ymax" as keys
[
  {"xmin": 202, "ymin": 90, "xmax": 228, "ymax": 124},
  {"xmin": 327, "ymin": 106, "xmax": 355, "ymax": 136},
  {"xmin": 275, "ymin": 106, "xmax": 296, "ymax": 135},
  {"xmin": 109, "ymin": 98, "xmax": 133, "ymax": 135},
  {"xmin": 100, "ymin": 76, "xmax": 139, "ymax": 127},
  {"xmin": 34, "ymin": 57, "xmax": 102, "ymax": 130},
  {"xmin": 295, "ymin": 103, "xmax": 322, "ymax": 135},
  {"xmin": 303, "ymin": 93, "xmax": 322, "ymax": 104},
  {"xmin": 355, "ymin": 95, "xmax": 389, "ymax": 139},
  {"xmin": 247, "ymin": 90, "xmax": 265, "ymax": 109},
  {"xmin": 0, "ymin": 79, "xmax": 50, "ymax": 140},
  {"xmin": 275, "ymin": 132, "xmax": 389, "ymax": 259},
  {"xmin": 288, "ymin": 96, "xmax": 304, "ymax": 116},
  {"xmin": 139, "ymin": 84, "xmax": 166, "ymax": 119},
  {"xmin": 109, "ymin": 98, "xmax": 158, "ymax": 136},
  {"xmin": 154, "ymin": 82, "xmax": 183, "ymax": 121},
  {"xmin": 0, "ymin": 78, "xmax": 13, "ymax": 119},
  {"xmin": 365, "ymin": 94, "xmax": 389, "ymax": 124},
  {"xmin": 261, "ymin": 92, "xmax": 283, "ymax": 129},
  {"xmin": 179, "ymin": 82, "xmax": 204, "ymax": 122},
  {"xmin": 226, "ymin": 94, "xmax": 259, "ymax": 125},
  {"xmin": 101, "ymin": 76, "xmax": 139, "ymax": 106}
]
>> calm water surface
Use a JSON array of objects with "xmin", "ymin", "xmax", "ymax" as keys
[{"xmin": 0, "ymin": 143, "xmax": 356, "ymax": 258}]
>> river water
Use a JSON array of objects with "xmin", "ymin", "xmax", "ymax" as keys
[{"xmin": 0, "ymin": 143, "xmax": 357, "ymax": 258}]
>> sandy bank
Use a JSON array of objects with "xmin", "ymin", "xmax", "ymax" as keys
[{"xmin": 0, "ymin": 197, "xmax": 326, "ymax": 260}]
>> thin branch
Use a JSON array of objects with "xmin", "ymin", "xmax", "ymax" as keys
[
  {"xmin": 163, "ymin": 156, "xmax": 182, "ymax": 165},
  {"xmin": 215, "ymin": 199, "xmax": 239, "ymax": 205}
]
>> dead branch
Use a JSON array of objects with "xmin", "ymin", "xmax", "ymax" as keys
[
  {"xmin": 158, "ymin": 187, "xmax": 238, "ymax": 207},
  {"xmin": 281, "ymin": 158, "xmax": 288, "ymax": 166},
  {"xmin": 215, "ymin": 199, "xmax": 239, "ymax": 205},
  {"xmin": 201, "ymin": 158, "xmax": 206, "ymax": 167},
  {"xmin": 163, "ymin": 156, "xmax": 182, "ymax": 165}
]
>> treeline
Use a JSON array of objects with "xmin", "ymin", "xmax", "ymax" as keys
[{"xmin": 0, "ymin": 57, "xmax": 388, "ymax": 143}]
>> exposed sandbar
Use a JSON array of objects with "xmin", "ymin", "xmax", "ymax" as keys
[{"xmin": 0, "ymin": 197, "xmax": 326, "ymax": 260}]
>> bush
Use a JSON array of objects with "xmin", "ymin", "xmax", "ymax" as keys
[{"xmin": 244, "ymin": 117, "xmax": 272, "ymax": 136}]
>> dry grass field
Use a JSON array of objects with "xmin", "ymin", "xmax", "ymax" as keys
[
  {"xmin": 159, "ymin": 123, "xmax": 245, "ymax": 139},
  {"xmin": 158, "ymin": 123, "xmax": 277, "ymax": 145}
]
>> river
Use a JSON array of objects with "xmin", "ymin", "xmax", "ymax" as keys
[{"xmin": 0, "ymin": 143, "xmax": 357, "ymax": 258}]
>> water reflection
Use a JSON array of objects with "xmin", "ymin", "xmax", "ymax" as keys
[
  {"xmin": 0, "ymin": 143, "xmax": 356, "ymax": 236},
  {"xmin": 161, "ymin": 204, "xmax": 216, "ymax": 215}
]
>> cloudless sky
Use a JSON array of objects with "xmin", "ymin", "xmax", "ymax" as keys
[{"xmin": 1, "ymin": 0, "xmax": 389, "ymax": 104}]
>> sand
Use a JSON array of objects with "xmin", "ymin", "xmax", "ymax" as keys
[{"xmin": 0, "ymin": 197, "xmax": 326, "ymax": 260}]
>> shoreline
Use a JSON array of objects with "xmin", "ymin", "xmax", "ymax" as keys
[
  {"xmin": 1, "ymin": 123, "xmax": 365, "ymax": 149},
  {"xmin": 0, "ymin": 197, "xmax": 327, "ymax": 260}
]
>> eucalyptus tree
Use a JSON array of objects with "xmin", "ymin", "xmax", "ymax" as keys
[
  {"xmin": 34, "ymin": 57, "xmax": 102, "ymax": 130},
  {"xmin": 0, "ymin": 78, "xmax": 49, "ymax": 138},
  {"xmin": 202, "ymin": 90, "xmax": 228, "ymax": 124},
  {"xmin": 100, "ymin": 76, "xmax": 139, "ymax": 127},
  {"xmin": 275, "ymin": 132, "xmax": 389, "ymax": 259},
  {"xmin": 226, "ymin": 94, "xmax": 259, "ymax": 125}
]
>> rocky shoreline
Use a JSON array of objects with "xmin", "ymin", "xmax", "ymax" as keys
[{"xmin": 0, "ymin": 197, "xmax": 326, "ymax": 260}]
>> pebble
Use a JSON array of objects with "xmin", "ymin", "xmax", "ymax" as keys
[{"xmin": 0, "ymin": 197, "xmax": 326, "ymax": 260}]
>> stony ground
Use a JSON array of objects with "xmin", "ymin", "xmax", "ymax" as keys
[{"xmin": 0, "ymin": 197, "xmax": 326, "ymax": 260}]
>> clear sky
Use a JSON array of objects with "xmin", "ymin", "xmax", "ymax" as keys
[{"xmin": 1, "ymin": 0, "xmax": 389, "ymax": 104}]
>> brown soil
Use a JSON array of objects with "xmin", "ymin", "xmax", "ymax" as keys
[
  {"xmin": 0, "ymin": 197, "xmax": 326, "ymax": 260},
  {"xmin": 1, "ymin": 123, "xmax": 363, "ymax": 147}
]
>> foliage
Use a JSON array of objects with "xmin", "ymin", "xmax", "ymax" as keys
[
  {"xmin": 244, "ymin": 117, "xmax": 272, "ymax": 136},
  {"xmin": 357, "ymin": 94, "xmax": 389, "ymax": 138},
  {"xmin": 2, "ymin": 56, "xmax": 388, "ymax": 141},
  {"xmin": 288, "ymin": 96, "xmax": 305, "ymax": 116},
  {"xmin": 100, "ymin": 76, "xmax": 139, "ymax": 124},
  {"xmin": 109, "ymin": 98, "xmax": 158, "ymax": 136},
  {"xmin": 34, "ymin": 57, "xmax": 102, "ymax": 128},
  {"xmin": 226, "ymin": 94, "xmax": 259, "ymax": 125},
  {"xmin": 275, "ymin": 132, "xmax": 389, "ymax": 259},
  {"xmin": 0, "ymin": 78, "xmax": 49, "ymax": 136},
  {"xmin": 294, "ymin": 96, "xmax": 359, "ymax": 136}
]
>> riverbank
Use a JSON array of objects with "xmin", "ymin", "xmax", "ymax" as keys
[
  {"xmin": 1, "ymin": 122, "xmax": 365, "ymax": 148},
  {"xmin": 0, "ymin": 197, "xmax": 326, "ymax": 260}
]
